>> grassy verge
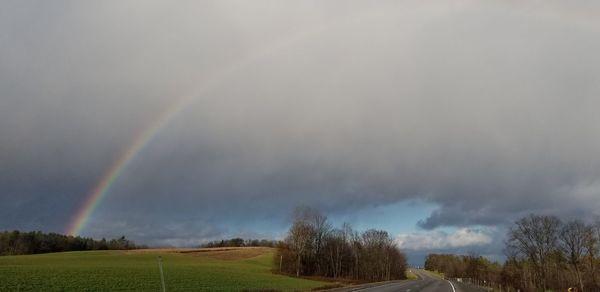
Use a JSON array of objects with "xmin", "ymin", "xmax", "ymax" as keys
[
  {"xmin": 405, "ymin": 269, "xmax": 418, "ymax": 280},
  {"xmin": 0, "ymin": 248, "xmax": 326, "ymax": 291},
  {"xmin": 422, "ymin": 269, "xmax": 445, "ymax": 279}
]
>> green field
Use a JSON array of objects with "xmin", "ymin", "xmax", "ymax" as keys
[{"xmin": 0, "ymin": 248, "xmax": 327, "ymax": 291}]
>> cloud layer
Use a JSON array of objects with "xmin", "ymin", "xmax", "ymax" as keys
[
  {"xmin": 2, "ymin": 1, "xmax": 600, "ymax": 254},
  {"xmin": 396, "ymin": 228, "xmax": 494, "ymax": 251}
]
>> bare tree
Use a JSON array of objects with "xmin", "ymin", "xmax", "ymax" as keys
[
  {"xmin": 560, "ymin": 220, "xmax": 587, "ymax": 292},
  {"xmin": 583, "ymin": 226, "xmax": 598, "ymax": 289},
  {"xmin": 287, "ymin": 220, "xmax": 314, "ymax": 277},
  {"xmin": 310, "ymin": 208, "xmax": 331, "ymax": 274},
  {"xmin": 588, "ymin": 219, "xmax": 600, "ymax": 289},
  {"xmin": 507, "ymin": 214, "xmax": 561, "ymax": 291},
  {"xmin": 324, "ymin": 229, "xmax": 345, "ymax": 278},
  {"xmin": 290, "ymin": 206, "xmax": 332, "ymax": 275},
  {"xmin": 343, "ymin": 222, "xmax": 362, "ymax": 279}
]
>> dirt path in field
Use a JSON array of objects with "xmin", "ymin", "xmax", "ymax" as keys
[{"xmin": 127, "ymin": 247, "xmax": 274, "ymax": 260}]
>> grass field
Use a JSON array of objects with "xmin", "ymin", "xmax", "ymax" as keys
[{"xmin": 0, "ymin": 247, "xmax": 327, "ymax": 291}]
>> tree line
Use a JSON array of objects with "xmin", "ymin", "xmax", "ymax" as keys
[
  {"xmin": 201, "ymin": 238, "xmax": 278, "ymax": 248},
  {"xmin": 276, "ymin": 207, "xmax": 407, "ymax": 282},
  {"xmin": 0, "ymin": 230, "xmax": 144, "ymax": 255},
  {"xmin": 425, "ymin": 254, "xmax": 502, "ymax": 284},
  {"xmin": 425, "ymin": 214, "xmax": 600, "ymax": 291}
]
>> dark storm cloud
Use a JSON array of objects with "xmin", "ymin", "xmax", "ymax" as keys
[{"xmin": 2, "ymin": 0, "xmax": 600, "ymax": 248}]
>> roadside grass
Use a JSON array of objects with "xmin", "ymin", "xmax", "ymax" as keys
[
  {"xmin": 422, "ymin": 269, "xmax": 445, "ymax": 279},
  {"xmin": 405, "ymin": 269, "xmax": 418, "ymax": 280},
  {"xmin": 0, "ymin": 248, "xmax": 326, "ymax": 291}
]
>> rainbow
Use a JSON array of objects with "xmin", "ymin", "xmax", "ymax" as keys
[
  {"xmin": 64, "ymin": 97, "xmax": 192, "ymax": 236},
  {"xmin": 64, "ymin": 52, "xmax": 263, "ymax": 235},
  {"xmin": 63, "ymin": 15, "xmax": 357, "ymax": 236}
]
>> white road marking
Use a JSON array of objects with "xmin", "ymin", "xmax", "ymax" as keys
[{"xmin": 447, "ymin": 280, "xmax": 456, "ymax": 292}]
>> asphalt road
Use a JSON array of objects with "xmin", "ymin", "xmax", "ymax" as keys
[{"xmin": 344, "ymin": 269, "xmax": 486, "ymax": 292}]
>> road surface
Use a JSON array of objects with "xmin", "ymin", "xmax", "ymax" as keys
[{"xmin": 341, "ymin": 269, "xmax": 486, "ymax": 292}]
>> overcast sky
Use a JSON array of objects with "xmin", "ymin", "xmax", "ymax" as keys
[{"xmin": 2, "ymin": 1, "xmax": 600, "ymax": 264}]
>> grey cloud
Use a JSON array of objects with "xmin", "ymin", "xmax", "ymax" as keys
[
  {"xmin": 398, "ymin": 227, "xmax": 508, "ymax": 266},
  {"xmin": 396, "ymin": 228, "xmax": 494, "ymax": 251},
  {"xmin": 2, "ymin": 1, "xmax": 600, "ymax": 249}
]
